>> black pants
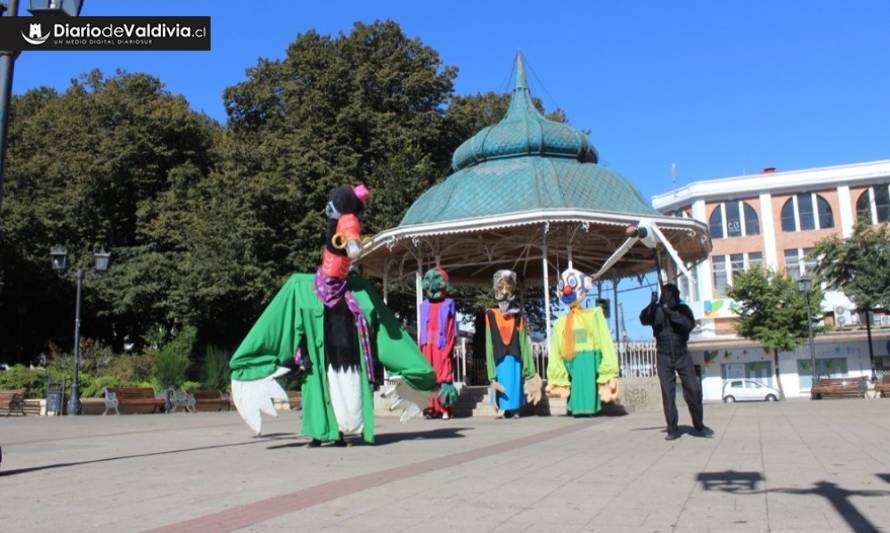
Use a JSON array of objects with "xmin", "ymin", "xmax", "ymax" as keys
[{"xmin": 656, "ymin": 350, "xmax": 703, "ymax": 431}]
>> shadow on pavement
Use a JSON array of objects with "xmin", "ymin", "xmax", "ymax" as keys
[
  {"xmin": 698, "ymin": 470, "xmax": 890, "ymax": 533},
  {"xmin": 372, "ymin": 426, "xmax": 473, "ymax": 446},
  {"xmin": 0, "ymin": 434, "xmax": 296, "ymax": 477}
]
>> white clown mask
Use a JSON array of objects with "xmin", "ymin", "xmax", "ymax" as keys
[{"xmin": 557, "ymin": 268, "xmax": 593, "ymax": 307}]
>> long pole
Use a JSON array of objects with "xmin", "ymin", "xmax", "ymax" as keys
[
  {"xmin": 68, "ymin": 269, "xmax": 83, "ymax": 415},
  {"xmin": 0, "ymin": 0, "xmax": 21, "ymax": 214},
  {"xmin": 541, "ymin": 233, "xmax": 551, "ymax": 354},
  {"xmin": 805, "ymin": 292, "xmax": 817, "ymax": 393}
]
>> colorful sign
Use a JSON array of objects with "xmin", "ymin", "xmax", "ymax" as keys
[{"xmin": 703, "ymin": 298, "xmax": 739, "ymax": 319}]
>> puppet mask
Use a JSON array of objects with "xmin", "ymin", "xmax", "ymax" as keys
[
  {"xmin": 557, "ymin": 268, "xmax": 592, "ymax": 307},
  {"xmin": 422, "ymin": 268, "xmax": 451, "ymax": 300},
  {"xmin": 493, "ymin": 270, "xmax": 521, "ymax": 315}
]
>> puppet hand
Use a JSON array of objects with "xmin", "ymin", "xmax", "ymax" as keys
[
  {"xmin": 490, "ymin": 380, "xmax": 506, "ymax": 394},
  {"xmin": 546, "ymin": 384, "xmax": 571, "ymax": 399},
  {"xmin": 598, "ymin": 378, "xmax": 620, "ymax": 403},
  {"xmin": 523, "ymin": 375, "xmax": 543, "ymax": 405},
  {"xmin": 231, "ymin": 367, "xmax": 290, "ymax": 436},
  {"xmin": 380, "ymin": 375, "xmax": 433, "ymax": 423},
  {"xmin": 438, "ymin": 382, "xmax": 459, "ymax": 406}
]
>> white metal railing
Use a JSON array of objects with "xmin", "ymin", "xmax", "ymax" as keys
[{"xmin": 452, "ymin": 338, "xmax": 658, "ymax": 384}]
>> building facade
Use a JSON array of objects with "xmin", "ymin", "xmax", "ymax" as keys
[{"xmin": 652, "ymin": 160, "xmax": 890, "ymax": 400}]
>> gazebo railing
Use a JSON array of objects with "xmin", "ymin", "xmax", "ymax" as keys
[{"xmin": 453, "ymin": 337, "xmax": 658, "ymax": 385}]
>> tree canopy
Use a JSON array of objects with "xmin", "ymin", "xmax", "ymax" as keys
[
  {"xmin": 812, "ymin": 221, "xmax": 890, "ymax": 311},
  {"xmin": 0, "ymin": 20, "xmax": 570, "ymax": 364}
]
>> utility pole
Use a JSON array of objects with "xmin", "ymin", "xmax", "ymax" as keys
[{"xmin": 0, "ymin": 0, "xmax": 21, "ymax": 214}]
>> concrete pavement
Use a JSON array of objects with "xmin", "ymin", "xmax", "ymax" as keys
[{"xmin": 1, "ymin": 398, "xmax": 889, "ymax": 532}]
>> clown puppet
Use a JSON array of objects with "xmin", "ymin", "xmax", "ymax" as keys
[
  {"xmin": 419, "ymin": 267, "xmax": 459, "ymax": 419},
  {"xmin": 484, "ymin": 270, "xmax": 543, "ymax": 418},
  {"xmin": 229, "ymin": 184, "xmax": 436, "ymax": 446},
  {"xmin": 546, "ymin": 268, "xmax": 619, "ymax": 416}
]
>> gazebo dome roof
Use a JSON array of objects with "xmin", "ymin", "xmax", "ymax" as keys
[{"xmin": 451, "ymin": 56, "xmax": 598, "ymax": 171}]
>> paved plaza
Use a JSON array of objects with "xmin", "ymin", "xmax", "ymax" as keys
[{"xmin": 1, "ymin": 399, "xmax": 889, "ymax": 532}]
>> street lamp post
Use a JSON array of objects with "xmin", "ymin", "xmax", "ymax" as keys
[
  {"xmin": 50, "ymin": 246, "xmax": 110, "ymax": 415},
  {"xmin": 0, "ymin": 0, "xmax": 85, "ymax": 214},
  {"xmin": 797, "ymin": 276, "xmax": 818, "ymax": 395}
]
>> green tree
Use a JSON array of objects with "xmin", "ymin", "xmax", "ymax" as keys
[
  {"xmin": 812, "ymin": 221, "xmax": 890, "ymax": 379},
  {"xmin": 0, "ymin": 71, "xmax": 219, "ymax": 361},
  {"xmin": 727, "ymin": 266, "xmax": 823, "ymax": 398},
  {"xmin": 153, "ymin": 325, "xmax": 196, "ymax": 390}
]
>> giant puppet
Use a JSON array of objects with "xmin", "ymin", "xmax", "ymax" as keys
[
  {"xmin": 546, "ymin": 268, "xmax": 619, "ymax": 416},
  {"xmin": 484, "ymin": 270, "xmax": 542, "ymax": 418},
  {"xmin": 419, "ymin": 268, "xmax": 459, "ymax": 419},
  {"xmin": 229, "ymin": 185, "xmax": 436, "ymax": 446}
]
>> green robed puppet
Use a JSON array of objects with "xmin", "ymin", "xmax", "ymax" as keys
[{"xmin": 230, "ymin": 185, "xmax": 436, "ymax": 446}]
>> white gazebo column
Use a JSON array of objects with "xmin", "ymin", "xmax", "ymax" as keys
[
  {"xmin": 382, "ymin": 260, "xmax": 389, "ymax": 304},
  {"xmin": 542, "ymin": 232, "xmax": 552, "ymax": 354},
  {"xmin": 691, "ymin": 199, "xmax": 714, "ymax": 300},
  {"xmin": 415, "ymin": 255, "xmax": 423, "ymax": 339},
  {"xmin": 758, "ymin": 192, "xmax": 778, "ymax": 270}
]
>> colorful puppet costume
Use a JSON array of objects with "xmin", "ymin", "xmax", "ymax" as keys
[
  {"xmin": 229, "ymin": 184, "xmax": 435, "ymax": 444},
  {"xmin": 230, "ymin": 272, "xmax": 435, "ymax": 444},
  {"xmin": 485, "ymin": 270, "xmax": 542, "ymax": 416},
  {"xmin": 419, "ymin": 268, "xmax": 458, "ymax": 419},
  {"xmin": 546, "ymin": 268, "xmax": 619, "ymax": 416}
]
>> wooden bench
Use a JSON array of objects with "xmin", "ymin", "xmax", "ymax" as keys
[
  {"xmin": 875, "ymin": 376, "xmax": 890, "ymax": 398},
  {"xmin": 0, "ymin": 389, "xmax": 25, "ymax": 416},
  {"xmin": 811, "ymin": 377, "xmax": 867, "ymax": 399},
  {"xmin": 103, "ymin": 387, "xmax": 166, "ymax": 415},
  {"xmin": 191, "ymin": 390, "xmax": 231, "ymax": 411}
]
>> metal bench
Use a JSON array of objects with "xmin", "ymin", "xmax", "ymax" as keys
[
  {"xmin": 103, "ymin": 387, "xmax": 166, "ymax": 415},
  {"xmin": 0, "ymin": 389, "xmax": 25, "ymax": 416},
  {"xmin": 167, "ymin": 389, "xmax": 196, "ymax": 413}
]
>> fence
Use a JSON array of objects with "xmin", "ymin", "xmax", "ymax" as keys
[{"xmin": 453, "ymin": 337, "xmax": 658, "ymax": 385}]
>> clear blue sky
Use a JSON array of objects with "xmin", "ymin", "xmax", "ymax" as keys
[{"xmin": 9, "ymin": 0, "xmax": 890, "ymax": 338}]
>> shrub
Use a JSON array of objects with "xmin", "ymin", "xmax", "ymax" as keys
[
  {"xmin": 106, "ymin": 351, "xmax": 157, "ymax": 383},
  {"xmin": 152, "ymin": 326, "xmax": 195, "ymax": 390},
  {"xmin": 201, "ymin": 345, "xmax": 231, "ymax": 392},
  {"xmin": 82, "ymin": 375, "xmax": 130, "ymax": 398},
  {"xmin": 0, "ymin": 365, "xmax": 47, "ymax": 398},
  {"xmin": 181, "ymin": 380, "xmax": 203, "ymax": 392}
]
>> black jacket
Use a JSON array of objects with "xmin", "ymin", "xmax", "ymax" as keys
[{"xmin": 640, "ymin": 285, "xmax": 696, "ymax": 356}]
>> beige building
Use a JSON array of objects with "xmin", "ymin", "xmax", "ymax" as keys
[{"xmin": 652, "ymin": 160, "xmax": 890, "ymax": 400}]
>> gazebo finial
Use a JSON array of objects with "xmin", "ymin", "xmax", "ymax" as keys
[{"xmin": 515, "ymin": 49, "xmax": 528, "ymax": 91}]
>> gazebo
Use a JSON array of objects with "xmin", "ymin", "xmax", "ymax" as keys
[{"xmin": 358, "ymin": 53, "xmax": 711, "ymax": 350}]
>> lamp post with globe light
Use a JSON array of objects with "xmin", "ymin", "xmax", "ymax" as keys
[{"xmin": 50, "ymin": 245, "xmax": 110, "ymax": 415}]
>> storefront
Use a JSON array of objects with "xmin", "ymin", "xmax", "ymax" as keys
[{"xmin": 690, "ymin": 333, "xmax": 889, "ymax": 401}]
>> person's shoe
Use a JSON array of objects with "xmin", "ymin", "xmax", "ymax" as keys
[
  {"xmin": 441, "ymin": 412, "xmax": 450, "ymax": 420},
  {"xmin": 692, "ymin": 425, "xmax": 715, "ymax": 438},
  {"xmin": 664, "ymin": 428, "xmax": 680, "ymax": 441},
  {"xmin": 308, "ymin": 439, "xmax": 322, "ymax": 448}
]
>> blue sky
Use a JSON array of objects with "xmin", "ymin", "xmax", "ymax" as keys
[{"xmin": 9, "ymin": 0, "xmax": 890, "ymax": 338}]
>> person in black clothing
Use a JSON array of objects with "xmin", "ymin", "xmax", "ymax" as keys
[{"xmin": 640, "ymin": 283, "xmax": 714, "ymax": 440}]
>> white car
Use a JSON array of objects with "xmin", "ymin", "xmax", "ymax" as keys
[{"xmin": 722, "ymin": 379, "xmax": 780, "ymax": 402}]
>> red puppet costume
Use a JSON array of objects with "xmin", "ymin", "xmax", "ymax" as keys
[{"xmin": 419, "ymin": 267, "xmax": 459, "ymax": 419}]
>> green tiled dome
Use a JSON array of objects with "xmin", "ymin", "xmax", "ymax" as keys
[{"xmin": 401, "ymin": 53, "xmax": 657, "ymax": 226}]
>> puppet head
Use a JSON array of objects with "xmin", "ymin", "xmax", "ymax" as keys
[
  {"xmin": 659, "ymin": 283, "xmax": 680, "ymax": 309},
  {"xmin": 422, "ymin": 267, "xmax": 452, "ymax": 300},
  {"xmin": 493, "ymin": 269, "xmax": 521, "ymax": 315},
  {"xmin": 321, "ymin": 184, "xmax": 370, "ymax": 279},
  {"xmin": 557, "ymin": 268, "xmax": 593, "ymax": 308}
]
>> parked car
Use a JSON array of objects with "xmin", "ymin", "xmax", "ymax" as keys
[{"xmin": 722, "ymin": 379, "xmax": 780, "ymax": 402}]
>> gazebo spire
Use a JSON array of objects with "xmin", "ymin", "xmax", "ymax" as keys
[{"xmin": 514, "ymin": 50, "xmax": 529, "ymax": 91}]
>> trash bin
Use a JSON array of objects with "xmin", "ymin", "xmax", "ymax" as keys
[{"xmin": 46, "ymin": 377, "xmax": 65, "ymax": 416}]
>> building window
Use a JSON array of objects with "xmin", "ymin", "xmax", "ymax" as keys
[
  {"xmin": 856, "ymin": 185, "xmax": 890, "ymax": 224},
  {"xmin": 784, "ymin": 248, "xmax": 818, "ymax": 280},
  {"xmin": 711, "ymin": 251, "xmax": 762, "ymax": 297},
  {"xmin": 708, "ymin": 201, "xmax": 760, "ymax": 239},
  {"xmin": 713, "ymin": 257, "xmax": 728, "ymax": 298},
  {"xmin": 780, "ymin": 193, "xmax": 835, "ymax": 232}
]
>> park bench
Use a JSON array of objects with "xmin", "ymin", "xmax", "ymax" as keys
[
  {"xmin": 0, "ymin": 389, "xmax": 25, "ymax": 416},
  {"xmin": 875, "ymin": 376, "xmax": 890, "ymax": 398},
  {"xmin": 810, "ymin": 377, "xmax": 867, "ymax": 399},
  {"xmin": 191, "ymin": 390, "xmax": 230, "ymax": 411},
  {"xmin": 103, "ymin": 387, "xmax": 166, "ymax": 415},
  {"xmin": 167, "ymin": 389, "xmax": 197, "ymax": 413}
]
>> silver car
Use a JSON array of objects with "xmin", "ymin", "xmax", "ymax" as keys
[{"xmin": 722, "ymin": 379, "xmax": 781, "ymax": 402}]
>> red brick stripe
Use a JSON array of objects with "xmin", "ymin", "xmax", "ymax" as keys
[{"xmin": 144, "ymin": 420, "xmax": 594, "ymax": 533}]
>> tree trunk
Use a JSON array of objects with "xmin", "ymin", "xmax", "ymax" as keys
[{"xmin": 773, "ymin": 349, "xmax": 785, "ymax": 399}]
